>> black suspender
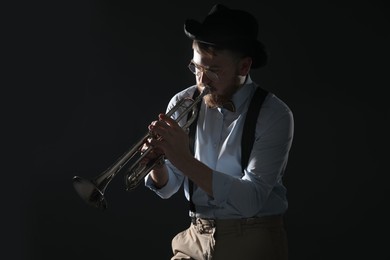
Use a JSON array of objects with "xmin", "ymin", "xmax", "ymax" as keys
[
  {"xmin": 187, "ymin": 86, "xmax": 269, "ymax": 214},
  {"xmin": 240, "ymin": 87, "xmax": 268, "ymax": 173}
]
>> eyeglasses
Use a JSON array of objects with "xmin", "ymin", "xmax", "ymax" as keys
[{"xmin": 188, "ymin": 60, "xmax": 220, "ymax": 82}]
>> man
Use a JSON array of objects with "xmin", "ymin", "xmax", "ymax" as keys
[{"xmin": 144, "ymin": 4, "xmax": 294, "ymax": 260}]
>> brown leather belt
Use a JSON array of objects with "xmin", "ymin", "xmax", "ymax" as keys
[{"xmin": 191, "ymin": 214, "xmax": 283, "ymax": 228}]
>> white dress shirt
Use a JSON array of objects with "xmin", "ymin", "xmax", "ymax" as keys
[{"xmin": 145, "ymin": 76, "xmax": 294, "ymax": 219}]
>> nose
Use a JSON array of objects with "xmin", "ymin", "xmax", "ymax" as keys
[{"xmin": 197, "ymin": 70, "xmax": 212, "ymax": 85}]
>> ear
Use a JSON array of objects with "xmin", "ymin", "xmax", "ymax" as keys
[{"xmin": 238, "ymin": 57, "xmax": 252, "ymax": 76}]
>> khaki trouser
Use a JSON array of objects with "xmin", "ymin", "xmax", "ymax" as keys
[{"xmin": 171, "ymin": 215, "xmax": 288, "ymax": 260}]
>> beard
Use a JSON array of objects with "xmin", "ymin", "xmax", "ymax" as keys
[
  {"xmin": 204, "ymin": 92, "xmax": 233, "ymax": 108},
  {"xmin": 197, "ymin": 75, "xmax": 242, "ymax": 108}
]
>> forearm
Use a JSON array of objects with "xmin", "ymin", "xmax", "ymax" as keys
[
  {"xmin": 149, "ymin": 165, "xmax": 169, "ymax": 189},
  {"xmin": 175, "ymin": 155, "xmax": 214, "ymax": 197}
]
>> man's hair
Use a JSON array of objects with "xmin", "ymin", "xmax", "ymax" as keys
[{"xmin": 192, "ymin": 40, "xmax": 246, "ymax": 62}]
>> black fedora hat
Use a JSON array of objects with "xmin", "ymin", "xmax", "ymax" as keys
[{"xmin": 184, "ymin": 4, "xmax": 267, "ymax": 68}]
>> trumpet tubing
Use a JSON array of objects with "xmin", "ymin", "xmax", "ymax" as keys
[{"xmin": 72, "ymin": 86, "xmax": 210, "ymax": 210}]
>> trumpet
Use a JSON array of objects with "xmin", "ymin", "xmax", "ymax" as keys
[{"xmin": 72, "ymin": 86, "xmax": 210, "ymax": 210}]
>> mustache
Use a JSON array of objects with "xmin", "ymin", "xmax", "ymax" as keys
[{"xmin": 197, "ymin": 83, "xmax": 216, "ymax": 93}]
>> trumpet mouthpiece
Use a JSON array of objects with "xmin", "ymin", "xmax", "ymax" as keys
[{"xmin": 201, "ymin": 85, "xmax": 211, "ymax": 95}]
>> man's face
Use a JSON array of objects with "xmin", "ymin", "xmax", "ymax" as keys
[{"xmin": 192, "ymin": 49, "xmax": 243, "ymax": 107}]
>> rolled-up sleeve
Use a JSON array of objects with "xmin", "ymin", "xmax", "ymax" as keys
[{"xmin": 144, "ymin": 161, "xmax": 185, "ymax": 199}]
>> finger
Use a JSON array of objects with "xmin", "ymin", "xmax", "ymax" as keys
[
  {"xmin": 148, "ymin": 137, "xmax": 164, "ymax": 149},
  {"xmin": 150, "ymin": 121, "xmax": 170, "ymax": 137},
  {"xmin": 159, "ymin": 113, "xmax": 178, "ymax": 127}
]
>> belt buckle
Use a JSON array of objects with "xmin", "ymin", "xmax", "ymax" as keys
[
  {"xmin": 191, "ymin": 217, "xmax": 215, "ymax": 234},
  {"xmin": 191, "ymin": 217, "xmax": 197, "ymax": 225},
  {"xmin": 199, "ymin": 219, "xmax": 215, "ymax": 234}
]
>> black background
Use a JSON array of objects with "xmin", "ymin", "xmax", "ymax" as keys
[{"xmin": 4, "ymin": 1, "xmax": 389, "ymax": 259}]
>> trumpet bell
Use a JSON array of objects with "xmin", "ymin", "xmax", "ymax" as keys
[{"xmin": 72, "ymin": 176, "xmax": 107, "ymax": 210}]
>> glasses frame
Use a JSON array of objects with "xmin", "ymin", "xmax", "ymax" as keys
[{"xmin": 188, "ymin": 60, "xmax": 220, "ymax": 82}]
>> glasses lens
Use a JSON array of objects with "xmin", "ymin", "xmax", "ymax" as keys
[
  {"xmin": 187, "ymin": 61, "xmax": 219, "ymax": 82},
  {"xmin": 188, "ymin": 62, "xmax": 197, "ymax": 74},
  {"xmin": 204, "ymin": 71, "xmax": 218, "ymax": 82}
]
